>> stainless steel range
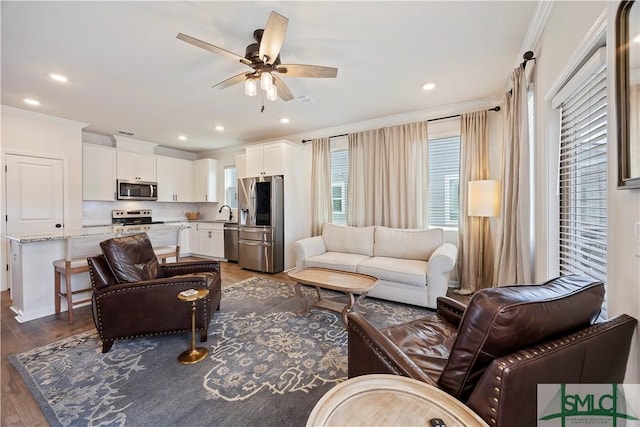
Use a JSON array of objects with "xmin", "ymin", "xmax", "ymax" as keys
[{"xmin": 112, "ymin": 210, "xmax": 164, "ymax": 227}]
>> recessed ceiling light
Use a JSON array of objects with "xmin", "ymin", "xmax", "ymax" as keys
[
  {"xmin": 280, "ymin": 117, "xmax": 290, "ymax": 124},
  {"xmin": 215, "ymin": 125, "xmax": 224, "ymax": 132},
  {"xmin": 23, "ymin": 98, "xmax": 41, "ymax": 106},
  {"xmin": 178, "ymin": 135, "xmax": 187, "ymax": 141},
  {"xmin": 421, "ymin": 82, "xmax": 436, "ymax": 91},
  {"xmin": 48, "ymin": 72, "xmax": 69, "ymax": 83}
]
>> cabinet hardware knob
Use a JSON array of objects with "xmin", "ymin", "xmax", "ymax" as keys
[{"xmin": 55, "ymin": 223, "xmax": 62, "ymax": 228}]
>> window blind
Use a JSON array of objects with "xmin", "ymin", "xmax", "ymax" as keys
[
  {"xmin": 224, "ymin": 166, "xmax": 238, "ymax": 208},
  {"xmin": 330, "ymin": 149, "xmax": 349, "ymax": 225},
  {"xmin": 428, "ymin": 136, "xmax": 461, "ymax": 227},
  {"xmin": 558, "ymin": 64, "xmax": 607, "ymax": 283}
]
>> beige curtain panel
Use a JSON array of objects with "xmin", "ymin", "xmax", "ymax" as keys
[
  {"xmin": 457, "ymin": 110, "xmax": 493, "ymax": 294},
  {"xmin": 347, "ymin": 122, "xmax": 427, "ymax": 229},
  {"xmin": 493, "ymin": 66, "xmax": 532, "ymax": 286},
  {"xmin": 310, "ymin": 137, "xmax": 332, "ymax": 236}
]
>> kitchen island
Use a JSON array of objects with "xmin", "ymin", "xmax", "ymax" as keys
[{"xmin": 4, "ymin": 223, "xmax": 189, "ymax": 323}]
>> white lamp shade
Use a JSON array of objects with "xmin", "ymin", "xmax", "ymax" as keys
[
  {"xmin": 244, "ymin": 78, "xmax": 257, "ymax": 96},
  {"xmin": 260, "ymin": 72, "xmax": 273, "ymax": 91},
  {"xmin": 468, "ymin": 180, "xmax": 500, "ymax": 217},
  {"xmin": 266, "ymin": 84, "xmax": 278, "ymax": 101}
]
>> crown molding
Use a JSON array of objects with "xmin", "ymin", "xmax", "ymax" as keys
[
  {"xmin": 516, "ymin": 1, "xmax": 555, "ymax": 68},
  {"xmin": 276, "ymin": 97, "xmax": 503, "ymax": 145},
  {"xmin": 1, "ymin": 105, "xmax": 88, "ymax": 128}
]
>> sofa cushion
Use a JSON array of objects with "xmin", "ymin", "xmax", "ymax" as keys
[
  {"xmin": 374, "ymin": 227, "xmax": 443, "ymax": 261},
  {"xmin": 305, "ymin": 252, "xmax": 371, "ymax": 273},
  {"xmin": 99, "ymin": 233, "xmax": 159, "ymax": 283},
  {"xmin": 322, "ymin": 223, "xmax": 375, "ymax": 257},
  {"xmin": 357, "ymin": 257, "xmax": 428, "ymax": 287},
  {"xmin": 437, "ymin": 275, "xmax": 605, "ymax": 401}
]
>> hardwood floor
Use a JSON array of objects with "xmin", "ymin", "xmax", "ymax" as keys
[{"xmin": 0, "ymin": 260, "xmax": 294, "ymax": 427}]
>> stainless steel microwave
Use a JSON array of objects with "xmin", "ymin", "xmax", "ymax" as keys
[{"xmin": 117, "ymin": 180, "xmax": 158, "ymax": 201}]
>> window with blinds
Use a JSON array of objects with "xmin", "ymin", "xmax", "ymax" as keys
[
  {"xmin": 331, "ymin": 149, "xmax": 349, "ymax": 225},
  {"xmin": 224, "ymin": 166, "xmax": 238, "ymax": 208},
  {"xmin": 557, "ymin": 59, "xmax": 607, "ymax": 283},
  {"xmin": 427, "ymin": 136, "xmax": 461, "ymax": 227}
]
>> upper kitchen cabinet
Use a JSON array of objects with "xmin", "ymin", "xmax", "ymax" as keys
[
  {"xmin": 83, "ymin": 143, "xmax": 116, "ymax": 201},
  {"xmin": 236, "ymin": 154, "xmax": 247, "ymax": 180},
  {"xmin": 156, "ymin": 156, "xmax": 194, "ymax": 202},
  {"xmin": 116, "ymin": 151, "xmax": 156, "ymax": 182},
  {"xmin": 245, "ymin": 143, "xmax": 284, "ymax": 177},
  {"xmin": 193, "ymin": 158, "xmax": 218, "ymax": 202}
]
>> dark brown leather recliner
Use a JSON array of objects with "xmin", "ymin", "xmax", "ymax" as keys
[
  {"xmin": 347, "ymin": 275, "xmax": 637, "ymax": 427},
  {"xmin": 87, "ymin": 232, "xmax": 222, "ymax": 353}
]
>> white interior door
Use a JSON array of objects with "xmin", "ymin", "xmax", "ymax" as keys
[{"xmin": 6, "ymin": 154, "xmax": 65, "ymax": 236}]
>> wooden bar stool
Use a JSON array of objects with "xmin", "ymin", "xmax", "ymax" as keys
[
  {"xmin": 53, "ymin": 233, "xmax": 111, "ymax": 324},
  {"xmin": 148, "ymin": 227, "xmax": 182, "ymax": 264}
]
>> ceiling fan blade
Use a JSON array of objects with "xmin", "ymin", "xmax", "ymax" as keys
[
  {"xmin": 212, "ymin": 72, "xmax": 249, "ymax": 89},
  {"xmin": 277, "ymin": 64, "xmax": 338, "ymax": 78},
  {"xmin": 258, "ymin": 12, "xmax": 288, "ymax": 65},
  {"xmin": 177, "ymin": 33, "xmax": 251, "ymax": 65},
  {"xmin": 272, "ymin": 75, "xmax": 294, "ymax": 101}
]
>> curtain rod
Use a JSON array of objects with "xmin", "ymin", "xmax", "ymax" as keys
[{"xmin": 300, "ymin": 105, "xmax": 501, "ymax": 144}]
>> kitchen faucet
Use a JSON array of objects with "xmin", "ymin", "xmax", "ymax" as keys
[{"xmin": 218, "ymin": 204, "xmax": 233, "ymax": 221}]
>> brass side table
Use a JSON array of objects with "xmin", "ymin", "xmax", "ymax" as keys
[{"xmin": 176, "ymin": 288, "xmax": 209, "ymax": 365}]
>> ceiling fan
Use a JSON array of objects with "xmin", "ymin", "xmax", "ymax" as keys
[{"xmin": 177, "ymin": 11, "xmax": 338, "ymax": 102}]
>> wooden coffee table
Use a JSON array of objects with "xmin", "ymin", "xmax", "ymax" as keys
[
  {"xmin": 306, "ymin": 374, "xmax": 490, "ymax": 427},
  {"xmin": 287, "ymin": 267, "xmax": 379, "ymax": 324}
]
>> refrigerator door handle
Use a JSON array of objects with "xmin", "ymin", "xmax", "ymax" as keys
[{"xmin": 239, "ymin": 239, "xmax": 272, "ymax": 247}]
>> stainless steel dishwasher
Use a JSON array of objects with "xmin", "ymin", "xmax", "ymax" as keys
[{"xmin": 223, "ymin": 222, "xmax": 239, "ymax": 262}]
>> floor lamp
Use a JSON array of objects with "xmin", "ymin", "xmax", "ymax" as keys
[{"xmin": 468, "ymin": 180, "xmax": 500, "ymax": 287}]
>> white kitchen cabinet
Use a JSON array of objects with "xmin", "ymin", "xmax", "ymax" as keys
[
  {"xmin": 178, "ymin": 222, "xmax": 191, "ymax": 255},
  {"xmin": 156, "ymin": 156, "xmax": 194, "ymax": 202},
  {"xmin": 82, "ymin": 143, "xmax": 116, "ymax": 201},
  {"xmin": 117, "ymin": 151, "xmax": 156, "ymax": 181},
  {"xmin": 193, "ymin": 222, "xmax": 224, "ymax": 258},
  {"xmin": 193, "ymin": 158, "xmax": 218, "ymax": 202},
  {"xmin": 245, "ymin": 142, "xmax": 284, "ymax": 177},
  {"xmin": 235, "ymin": 154, "xmax": 247, "ymax": 179}
]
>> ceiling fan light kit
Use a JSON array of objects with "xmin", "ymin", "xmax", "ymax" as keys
[
  {"xmin": 244, "ymin": 78, "xmax": 257, "ymax": 97},
  {"xmin": 178, "ymin": 11, "xmax": 338, "ymax": 105},
  {"xmin": 266, "ymin": 84, "xmax": 278, "ymax": 101},
  {"xmin": 260, "ymin": 71, "xmax": 273, "ymax": 91}
]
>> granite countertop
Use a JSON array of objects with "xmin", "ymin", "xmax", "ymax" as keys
[{"xmin": 4, "ymin": 223, "xmax": 190, "ymax": 244}]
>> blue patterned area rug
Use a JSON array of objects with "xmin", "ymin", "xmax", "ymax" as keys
[{"xmin": 9, "ymin": 277, "xmax": 433, "ymax": 427}]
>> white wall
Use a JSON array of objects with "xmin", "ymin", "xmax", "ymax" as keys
[
  {"xmin": 1, "ymin": 106, "xmax": 86, "ymax": 291},
  {"xmin": 533, "ymin": 1, "xmax": 640, "ymax": 382}
]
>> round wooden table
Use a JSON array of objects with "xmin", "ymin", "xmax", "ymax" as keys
[
  {"xmin": 287, "ymin": 267, "xmax": 379, "ymax": 325},
  {"xmin": 306, "ymin": 374, "xmax": 489, "ymax": 427}
]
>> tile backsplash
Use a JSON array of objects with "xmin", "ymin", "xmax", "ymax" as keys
[{"xmin": 82, "ymin": 201, "xmax": 236, "ymax": 225}]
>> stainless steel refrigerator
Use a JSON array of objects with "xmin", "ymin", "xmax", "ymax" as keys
[{"xmin": 238, "ymin": 175, "xmax": 284, "ymax": 273}]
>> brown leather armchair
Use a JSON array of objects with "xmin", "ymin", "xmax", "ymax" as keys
[
  {"xmin": 87, "ymin": 232, "xmax": 222, "ymax": 353},
  {"xmin": 347, "ymin": 275, "xmax": 637, "ymax": 427}
]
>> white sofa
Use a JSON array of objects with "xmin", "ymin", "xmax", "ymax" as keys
[{"xmin": 292, "ymin": 223, "xmax": 458, "ymax": 308}]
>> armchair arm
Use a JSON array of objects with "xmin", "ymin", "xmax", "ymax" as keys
[
  {"xmin": 159, "ymin": 260, "xmax": 220, "ymax": 278},
  {"xmin": 92, "ymin": 275, "xmax": 212, "ymax": 342},
  {"xmin": 436, "ymin": 296, "xmax": 466, "ymax": 328},
  {"xmin": 426, "ymin": 243, "xmax": 458, "ymax": 307},
  {"xmin": 292, "ymin": 236, "xmax": 327, "ymax": 270},
  {"xmin": 466, "ymin": 314, "xmax": 637, "ymax": 427},
  {"xmin": 346, "ymin": 312, "xmax": 437, "ymax": 386}
]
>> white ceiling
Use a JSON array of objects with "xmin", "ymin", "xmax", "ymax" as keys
[{"xmin": 1, "ymin": 1, "xmax": 538, "ymax": 153}]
